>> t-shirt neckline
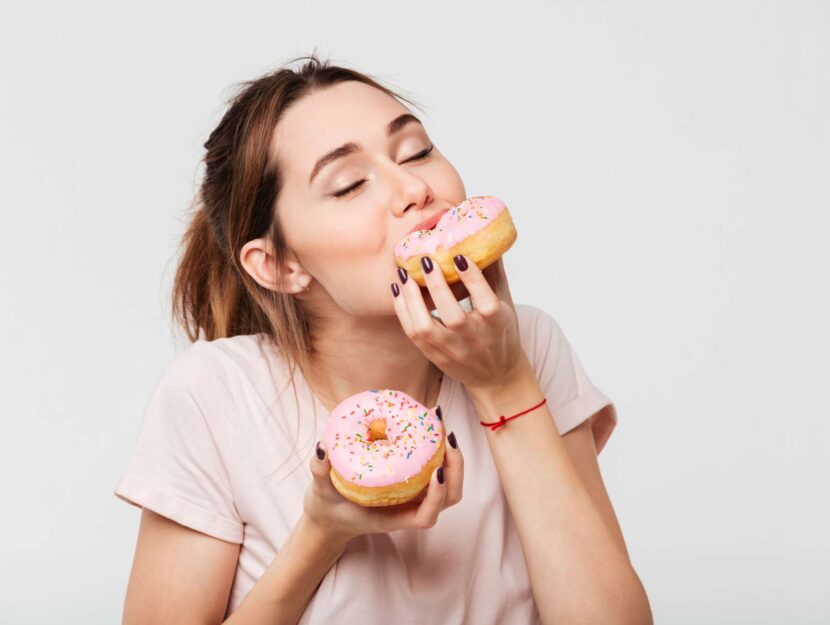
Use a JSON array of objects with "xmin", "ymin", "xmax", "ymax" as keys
[{"xmin": 302, "ymin": 366, "xmax": 453, "ymax": 418}]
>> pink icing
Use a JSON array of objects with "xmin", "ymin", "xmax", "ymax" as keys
[
  {"xmin": 323, "ymin": 389, "xmax": 444, "ymax": 488},
  {"xmin": 393, "ymin": 195, "xmax": 507, "ymax": 260}
]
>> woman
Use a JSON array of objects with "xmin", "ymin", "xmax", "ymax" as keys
[{"xmin": 114, "ymin": 54, "xmax": 652, "ymax": 625}]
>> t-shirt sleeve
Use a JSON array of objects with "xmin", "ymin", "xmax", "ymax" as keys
[
  {"xmin": 113, "ymin": 341, "xmax": 243, "ymax": 544},
  {"xmin": 522, "ymin": 304, "xmax": 618, "ymax": 454}
]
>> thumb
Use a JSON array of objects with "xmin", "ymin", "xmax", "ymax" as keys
[{"xmin": 310, "ymin": 440, "xmax": 333, "ymax": 481}]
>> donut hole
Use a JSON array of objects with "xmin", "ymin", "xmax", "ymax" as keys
[{"xmin": 367, "ymin": 418, "xmax": 389, "ymax": 443}]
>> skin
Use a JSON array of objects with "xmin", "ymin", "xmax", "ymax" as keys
[
  {"xmin": 240, "ymin": 80, "xmax": 476, "ymax": 413},
  {"xmin": 121, "ymin": 80, "xmax": 652, "ymax": 625}
]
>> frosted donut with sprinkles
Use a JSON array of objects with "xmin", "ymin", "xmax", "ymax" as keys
[
  {"xmin": 323, "ymin": 388, "xmax": 446, "ymax": 507},
  {"xmin": 393, "ymin": 195, "xmax": 517, "ymax": 287}
]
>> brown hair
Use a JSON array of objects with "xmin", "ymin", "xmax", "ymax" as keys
[{"xmin": 170, "ymin": 53, "xmax": 423, "ymax": 477}]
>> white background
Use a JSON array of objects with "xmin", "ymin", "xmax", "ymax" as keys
[{"xmin": 1, "ymin": 1, "xmax": 828, "ymax": 623}]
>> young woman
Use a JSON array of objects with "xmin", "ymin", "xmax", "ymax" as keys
[{"xmin": 114, "ymin": 55, "xmax": 652, "ymax": 625}]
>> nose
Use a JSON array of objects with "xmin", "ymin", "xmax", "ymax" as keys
[{"xmin": 389, "ymin": 166, "xmax": 434, "ymax": 219}]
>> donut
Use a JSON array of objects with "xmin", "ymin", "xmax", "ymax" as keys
[
  {"xmin": 323, "ymin": 388, "xmax": 446, "ymax": 507},
  {"xmin": 393, "ymin": 195, "xmax": 517, "ymax": 287}
]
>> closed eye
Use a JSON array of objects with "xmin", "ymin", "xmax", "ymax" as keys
[{"xmin": 332, "ymin": 144, "xmax": 435, "ymax": 199}]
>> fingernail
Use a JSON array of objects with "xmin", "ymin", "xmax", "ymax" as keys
[
  {"xmin": 420, "ymin": 256, "xmax": 433, "ymax": 274},
  {"xmin": 437, "ymin": 466, "xmax": 445, "ymax": 484},
  {"xmin": 397, "ymin": 267, "xmax": 408, "ymax": 284},
  {"xmin": 448, "ymin": 431, "xmax": 458, "ymax": 449},
  {"xmin": 316, "ymin": 441, "xmax": 325, "ymax": 460},
  {"xmin": 453, "ymin": 255, "xmax": 468, "ymax": 271},
  {"xmin": 435, "ymin": 405, "xmax": 443, "ymax": 421},
  {"xmin": 391, "ymin": 282, "xmax": 400, "ymax": 297}
]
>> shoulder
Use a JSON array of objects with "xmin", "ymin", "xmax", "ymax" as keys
[
  {"xmin": 514, "ymin": 303, "xmax": 565, "ymax": 354},
  {"xmin": 168, "ymin": 333, "xmax": 293, "ymax": 411},
  {"xmin": 160, "ymin": 339, "xmax": 234, "ymax": 389},
  {"xmin": 153, "ymin": 335, "xmax": 270, "ymax": 410},
  {"xmin": 515, "ymin": 302, "xmax": 559, "ymax": 329},
  {"xmin": 165, "ymin": 333, "xmax": 273, "ymax": 380}
]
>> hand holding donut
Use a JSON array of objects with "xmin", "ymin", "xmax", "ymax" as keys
[
  {"xmin": 391, "ymin": 196, "xmax": 530, "ymax": 395},
  {"xmin": 303, "ymin": 432, "xmax": 464, "ymax": 543}
]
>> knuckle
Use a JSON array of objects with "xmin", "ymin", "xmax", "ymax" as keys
[
  {"xmin": 443, "ymin": 315, "xmax": 466, "ymax": 331},
  {"xmin": 409, "ymin": 324, "xmax": 431, "ymax": 339}
]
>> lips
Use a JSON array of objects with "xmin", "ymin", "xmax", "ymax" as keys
[{"xmin": 408, "ymin": 208, "xmax": 449, "ymax": 235}]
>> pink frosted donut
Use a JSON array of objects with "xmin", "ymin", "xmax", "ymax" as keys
[
  {"xmin": 323, "ymin": 388, "xmax": 446, "ymax": 507},
  {"xmin": 393, "ymin": 195, "xmax": 517, "ymax": 287}
]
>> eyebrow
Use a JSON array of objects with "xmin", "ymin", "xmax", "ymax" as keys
[{"xmin": 307, "ymin": 113, "xmax": 423, "ymax": 185}]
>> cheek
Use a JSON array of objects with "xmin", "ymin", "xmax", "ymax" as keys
[
  {"xmin": 431, "ymin": 157, "xmax": 466, "ymax": 200},
  {"xmin": 298, "ymin": 213, "xmax": 390, "ymax": 288},
  {"xmin": 284, "ymin": 200, "xmax": 385, "ymax": 258},
  {"xmin": 324, "ymin": 214, "xmax": 387, "ymax": 258}
]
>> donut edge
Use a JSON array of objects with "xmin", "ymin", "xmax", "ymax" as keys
[
  {"xmin": 329, "ymin": 438, "xmax": 447, "ymax": 507},
  {"xmin": 394, "ymin": 205, "xmax": 517, "ymax": 287}
]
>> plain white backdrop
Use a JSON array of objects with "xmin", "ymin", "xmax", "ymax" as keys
[{"xmin": 1, "ymin": 1, "xmax": 828, "ymax": 623}]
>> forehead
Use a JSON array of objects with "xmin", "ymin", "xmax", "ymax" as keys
[{"xmin": 271, "ymin": 81, "xmax": 409, "ymax": 182}]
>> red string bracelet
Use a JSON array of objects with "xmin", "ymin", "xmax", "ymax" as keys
[{"xmin": 480, "ymin": 397, "xmax": 547, "ymax": 431}]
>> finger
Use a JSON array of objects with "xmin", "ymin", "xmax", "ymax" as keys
[
  {"xmin": 375, "ymin": 465, "xmax": 447, "ymax": 530},
  {"xmin": 418, "ymin": 255, "xmax": 468, "ymax": 331},
  {"xmin": 481, "ymin": 257, "xmax": 515, "ymax": 309},
  {"xmin": 441, "ymin": 430, "xmax": 464, "ymax": 508},
  {"xmin": 310, "ymin": 440, "xmax": 336, "ymax": 492},
  {"xmin": 413, "ymin": 465, "xmax": 449, "ymax": 528},
  {"xmin": 396, "ymin": 266, "xmax": 454, "ymax": 352},
  {"xmin": 452, "ymin": 254, "xmax": 501, "ymax": 318}
]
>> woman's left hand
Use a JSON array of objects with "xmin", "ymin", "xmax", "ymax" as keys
[{"xmin": 391, "ymin": 255, "xmax": 531, "ymax": 395}]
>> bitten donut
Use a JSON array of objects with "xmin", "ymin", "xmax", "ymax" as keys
[
  {"xmin": 323, "ymin": 389, "xmax": 446, "ymax": 507},
  {"xmin": 393, "ymin": 195, "xmax": 517, "ymax": 287}
]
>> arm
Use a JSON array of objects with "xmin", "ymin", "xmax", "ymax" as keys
[
  {"xmin": 468, "ymin": 357, "xmax": 653, "ymax": 625},
  {"xmin": 224, "ymin": 513, "xmax": 350, "ymax": 625},
  {"xmin": 122, "ymin": 508, "xmax": 350, "ymax": 625}
]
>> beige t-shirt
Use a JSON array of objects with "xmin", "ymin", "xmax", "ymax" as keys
[{"xmin": 114, "ymin": 303, "xmax": 617, "ymax": 624}]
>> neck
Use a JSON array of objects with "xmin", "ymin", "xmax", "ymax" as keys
[{"xmin": 304, "ymin": 314, "xmax": 443, "ymax": 413}]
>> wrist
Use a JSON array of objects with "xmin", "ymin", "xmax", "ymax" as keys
[
  {"xmin": 467, "ymin": 357, "xmax": 544, "ymax": 419},
  {"xmin": 297, "ymin": 513, "xmax": 354, "ymax": 555}
]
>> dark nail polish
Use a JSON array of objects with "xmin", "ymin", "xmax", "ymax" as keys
[
  {"xmin": 421, "ymin": 256, "xmax": 433, "ymax": 274},
  {"xmin": 448, "ymin": 431, "xmax": 458, "ymax": 449},
  {"xmin": 397, "ymin": 267, "xmax": 408, "ymax": 284},
  {"xmin": 315, "ymin": 441, "xmax": 325, "ymax": 460},
  {"xmin": 453, "ymin": 255, "xmax": 468, "ymax": 271},
  {"xmin": 391, "ymin": 282, "xmax": 400, "ymax": 297},
  {"xmin": 435, "ymin": 405, "xmax": 443, "ymax": 421},
  {"xmin": 437, "ymin": 466, "xmax": 445, "ymax": 484}
]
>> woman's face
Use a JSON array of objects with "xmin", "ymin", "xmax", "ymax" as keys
[{"xmin": 270, "ymin": 80, "xmax": 467, "ymax": 315}]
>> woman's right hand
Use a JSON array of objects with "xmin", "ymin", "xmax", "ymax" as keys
[{"xmin": 302, "ymin": 428, "xmax": 463, "ymax": 544}]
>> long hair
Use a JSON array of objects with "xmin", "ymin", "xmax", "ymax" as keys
[{"xmin": 170, "ymin": 53, "xmax": 423, "ymax": 478}]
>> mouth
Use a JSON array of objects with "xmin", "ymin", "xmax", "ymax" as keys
[{"xmin": 407, "ymin": 208, "xmax": 450, "ymax": 235}]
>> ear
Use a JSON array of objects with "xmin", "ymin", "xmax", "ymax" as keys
[{"xmin": 239, "ymin": 237, "xmax": 311, "ymax": 295}]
